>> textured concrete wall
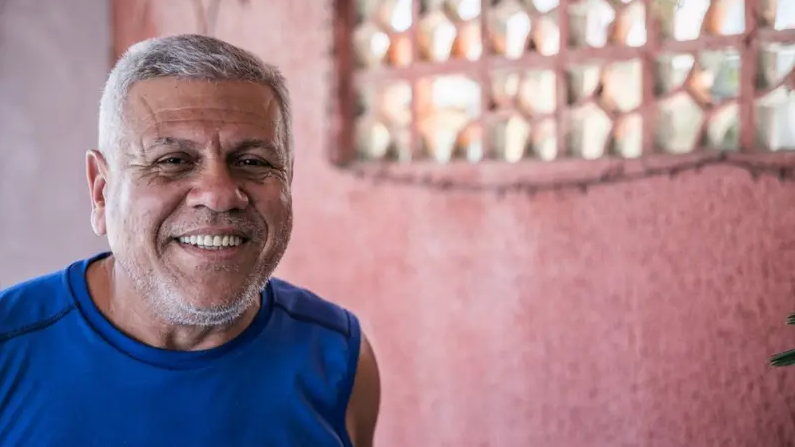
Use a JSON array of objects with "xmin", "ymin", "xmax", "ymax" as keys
[
  {"xmin": 2, "ymin": 0, "xmax": 788, "ymax": 445},
  {"xmin": 0, "ymin": 0, "xmax": 110, "ymax": 287}
]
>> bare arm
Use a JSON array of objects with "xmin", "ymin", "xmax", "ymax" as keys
[{"xmin": 345, "ymin": 332, "xmax": 381, "ymax": 447}]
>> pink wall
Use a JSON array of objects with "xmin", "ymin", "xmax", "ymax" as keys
[
  {"xmin": 0, "ymin": 0, "xmax": 110, "ymax": 287},
  {"xmin": 4, "ymin": 0, "xmax": 793, "ymax": 445}
]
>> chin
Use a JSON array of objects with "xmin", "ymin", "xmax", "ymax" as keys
[
  {"xmin": 185, "ymin": 279, "xmax": 258, "ymax": 306},
  {"xmin": 158, "ymin": 288, "xmax": 259, "ymax": 327}
]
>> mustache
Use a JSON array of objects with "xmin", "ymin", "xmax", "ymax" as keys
[{"xmin": 165, "ymin": 212, "xmax": 265, "ymax": 240}]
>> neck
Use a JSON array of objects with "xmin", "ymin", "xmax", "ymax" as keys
[{"xmin": 86, "ymin": 256, "xmax": 260, "ymax": 351}]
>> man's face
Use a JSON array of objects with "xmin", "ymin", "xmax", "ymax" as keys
[{"xmin": 87, "ymin": 78, "xmax": 292, "ymax": 324}]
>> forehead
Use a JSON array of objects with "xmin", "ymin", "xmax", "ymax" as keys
[{"xmin": 124, "ymin": 78, "xmax": 281, "ymax": 141}]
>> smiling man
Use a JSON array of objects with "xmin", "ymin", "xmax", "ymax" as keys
[{"xmin": 0, "ymin": 35, "xmax": 380, "ymax": 446}]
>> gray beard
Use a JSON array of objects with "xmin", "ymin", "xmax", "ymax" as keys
[
  {"xmin": 117, "ymin": 257, "xmax": 268, "ymax": 327},
  {"xmin": 146, "ymin": 286, "xmax": 260, "ymax": 327}
]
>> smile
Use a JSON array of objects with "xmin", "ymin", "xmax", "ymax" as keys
[{"xmin": 178, "ymin": 235, "xmax": 245, "ymax": 250}]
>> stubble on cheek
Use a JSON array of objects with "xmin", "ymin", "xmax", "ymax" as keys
[{"xmin": 260, "ymin": 185, "xmax": 293, "ymax": 272}]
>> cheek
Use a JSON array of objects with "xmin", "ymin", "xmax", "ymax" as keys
[
  {"xmin": 275, "ymin": 183, "xmax": 293, "ymax": 223},
  {"xmin": 256, "ymin": 183, "xmax": 293, "ymax": 228},
  {"xmin": 103, "ymin": 182, "xmax": 128, "ymax": 235},
  {"xmin": 106, "ymin": 182, "xmax": 181, "ymax": 241}
]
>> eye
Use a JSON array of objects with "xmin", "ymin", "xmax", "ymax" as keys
[
  {"xmin": 235, "ymin": 157, "xmax": 270, "ymax": 168},
  {"xmin": 158, "ymin": 156, "xmax": 190, "ymax": 165}
]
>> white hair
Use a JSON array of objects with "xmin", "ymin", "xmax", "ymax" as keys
[{"xmin": 98, "ymin": 34, "xmax": 293, "ymax": 165}]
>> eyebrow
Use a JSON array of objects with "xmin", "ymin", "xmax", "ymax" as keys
[
  {"xmin": 145, "ymin": 137, "xmax": 196, "ymax": 152},
  {"xmin": 144, "ymin": 137, "xmax": 279, "ymax": 153},
  {"xmin": 232, "ymin": 138, "xmax": 279, "ymax": 153}
]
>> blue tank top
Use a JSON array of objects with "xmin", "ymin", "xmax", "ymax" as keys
[{"xmin": 0, "ymin": 253, "xmax": 360, "ymax": 446}]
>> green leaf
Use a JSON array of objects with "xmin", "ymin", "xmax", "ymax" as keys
[{"xmin": 770, "ymin": 349, "xmax": 795, "ymax": 367}]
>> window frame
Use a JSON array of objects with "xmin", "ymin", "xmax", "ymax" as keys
[{"xmin": 330, "ymin": 0, "xmax": 795, "ymax": 167}]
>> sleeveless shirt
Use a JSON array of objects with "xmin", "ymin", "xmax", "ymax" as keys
[{"xmin": 0, "ymin": 252, "xmax": 360, "ymax": 446}]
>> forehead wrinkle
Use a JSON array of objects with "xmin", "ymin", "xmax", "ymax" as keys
[
  {"xmin": 132, "ymin": 107, "xmax": 277, "ymax": 133},
  {"xmin": 136, "ymin": 117, "xmax": 272, "ymax": 131},
  {"xmin": 127, "ymin": 91, "xmax": 157, "ymax": 124},
  {"xmin": 139, "ymin": 107, "xmax": 272, "ymax": 118},
  {"xmin": 123, "ymin": 81, "xmax": 284, "ymax": 162}
]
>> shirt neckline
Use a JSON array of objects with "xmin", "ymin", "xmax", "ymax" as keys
[{"xmin": 67, "ymin": 252, "xmax": 273, "ymax": 370}]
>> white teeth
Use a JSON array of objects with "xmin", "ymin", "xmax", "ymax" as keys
[{"xmin": 178, "ymin": 234, "xmax": 244, "ymax": 249}]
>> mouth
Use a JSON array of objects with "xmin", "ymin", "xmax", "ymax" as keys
[{"xmin": 176, "ymin": 234, "xmax": 248, "ymax": 251}]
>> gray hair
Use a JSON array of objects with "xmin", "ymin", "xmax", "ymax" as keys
[{"xmin": 98, "ymin": 34, "xmax": 293, "ymax": 167}]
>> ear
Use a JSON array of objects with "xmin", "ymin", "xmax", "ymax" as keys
[{"xmin": 86, "ymin": 150, "xmax": 109, "ymax": 236}]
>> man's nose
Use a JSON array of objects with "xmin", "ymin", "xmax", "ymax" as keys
[{"xmin": 185, "ymin": 161, "xmax": 249, "ymax": 212}]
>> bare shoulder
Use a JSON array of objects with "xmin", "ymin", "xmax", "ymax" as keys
[{"xmin": 345, "ymin": 330, "xmax": 381, "ymax": 447}]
